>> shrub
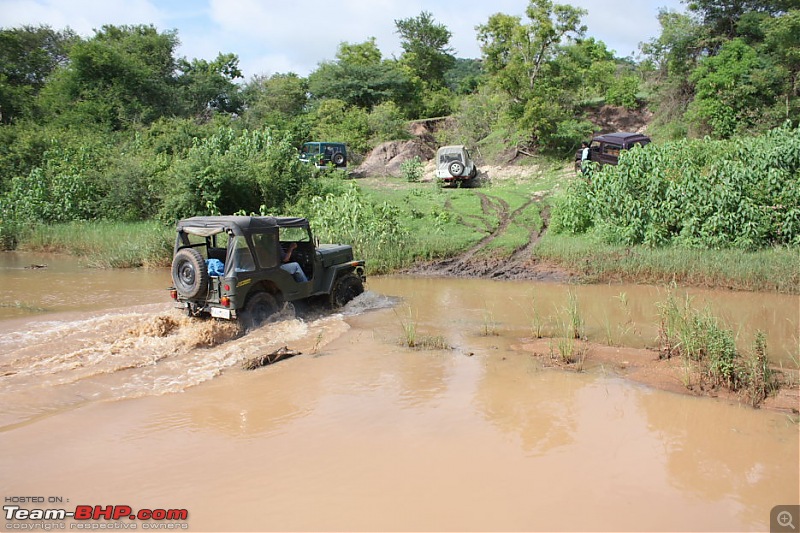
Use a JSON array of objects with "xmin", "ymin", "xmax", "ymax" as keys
[
  {"xmin": 554, "ymin": 124, "xmax": 800, "ymax": 249},
  {"xmin": 400, "ymin": 156, "xmax": 424, "ymax": 182},
  {"xmin": 158, "ymin": 126, "xmax": 312, "ymax": 220}
]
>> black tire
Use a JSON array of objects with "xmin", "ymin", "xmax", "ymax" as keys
[
  {"xmin": 241, "ymin": 291, "xmax": 279, "ymax": 329},
  {"xmin": 332, "ymin": 152, "xmax": 346, "ymax": 166},
  {"xmin": 330, "ymin": 273, "xmax": 364, "ymax": 308},
  {"xmin": 448, "ymin": 161, "xmax": 464, "ymax": 177},
  {"xmin": 172, "ymin": 248, "xmax": 209, "ymax": 299}
]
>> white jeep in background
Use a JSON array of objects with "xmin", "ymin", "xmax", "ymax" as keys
[{"xmin": 435, "ymin": 145, "xmax": 478, "ymax": 185}]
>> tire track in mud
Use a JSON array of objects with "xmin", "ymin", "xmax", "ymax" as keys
[{"xmin": 408, "ymin": 191, "xmax": 569, "ymax": 282}]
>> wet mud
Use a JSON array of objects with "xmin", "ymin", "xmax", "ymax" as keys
[{"xmin": 404, "ymin": 190, "xmax": 571, "ymax": 281}]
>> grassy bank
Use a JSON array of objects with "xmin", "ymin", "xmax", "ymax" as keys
[
  {"xmin": 535, "ymin": 233, "xmax": 800, "ymax": 294},
  {"xmin": 8, "ymin": 166, "xmax": 799, "ymax": 294},
  {"xmin": 18, "ymin": 220, "xmax": 173, "ymax": 268}
]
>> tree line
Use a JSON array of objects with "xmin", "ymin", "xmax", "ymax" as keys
[{"xmin": 0, "ymin": 0, "xmax": 798, "ymax": 248}]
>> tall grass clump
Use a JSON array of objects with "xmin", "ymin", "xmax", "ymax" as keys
[
  {"xmin": 536, "ymin": 233, "xmax": 800, "ymax": 293},
  {"xmin": 656, "ymin": 285, "xmax": 779, "ymax": 405},
  {"xmin": 741, "ymin": 331, "xmax": 777, "ymax": 407},
  {"xmin": 395, "ymin": 306, "xmax": 450, "ymax": 350},
  {"xmin": 20, "ymin": 220, "xmax": 173, "ymax": 267},
  {"xmin": 299, "ymin": 182, "xmax": 411, "ymax": 273}
]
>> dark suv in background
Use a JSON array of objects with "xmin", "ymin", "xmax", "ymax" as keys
[
  {"xmin": 575, "ymin": 132, "xmax": 651, "ymax": 172},
  {"xmin": 300, "ymin": 142, "xmax": 347, "ymax": 169}
]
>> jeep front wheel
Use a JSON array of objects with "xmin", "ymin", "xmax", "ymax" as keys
[
  {"xmin": 172, "ymin": 248, "xmax": 209, "ymax": 299},
  {"xmin": 241, "ymin": 291, "xmax": 279, "ymax": 330},
  {"xmin": 330, "ymin": 273, "xmax": 364, "ymax": 308}
]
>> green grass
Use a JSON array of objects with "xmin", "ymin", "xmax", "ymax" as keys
[
  {"xmin": 10, "ymin": 155, "xmax": 799, "ymax": 297},
  {"xmin": 360, "ymin": 179, "xmax": 493, "ymax": 264},
  {"xmin": 20, "ymin": 220, "xmax": 173, "ymax": 268},
  {"xmin": 535, "ymin": 232, "xmax": 800, "ymax": 294}
]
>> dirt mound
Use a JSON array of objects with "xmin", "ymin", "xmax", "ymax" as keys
[
  {"xmin": 586, "ymin": 104, "xmax": 652, "ymax": 134},
  {"xmin": 353, "ymin": 139, "xmax": 435, "ymax": 178}
]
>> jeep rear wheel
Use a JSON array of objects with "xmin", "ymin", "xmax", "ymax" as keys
[
  {"xmin": 172, "ymin": 248, "xmax": 209, "ymax": 299},
  {"xmin": 241, "ymin": 291, "xmax": 279, "ymax": 330},
  {"xmin": 330, "ymin": 273, "xmax": 364, "ymax": 308}
]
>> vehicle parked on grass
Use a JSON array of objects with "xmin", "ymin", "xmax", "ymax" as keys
[
  {"xmin": 299, "ymin": 142, "xmax": 348, "ymax": 169},
  {"xmin": 169, "ymin": 216, "xmax": 365, "ymax": 327},
  {"xmin": 435, "ymin": 145, "xmax": 478, "ymax": 185},
  {"xmin": 575, "ymin": 132, "xmax": 651, "ymax": 172}
]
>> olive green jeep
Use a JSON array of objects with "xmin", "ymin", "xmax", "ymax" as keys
[{"xmin": 168, "ymin": 216, "xmax": 365, "ymax": 327}]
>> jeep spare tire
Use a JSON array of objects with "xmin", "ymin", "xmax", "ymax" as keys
[
  {"xmin": 330, "ymin": 273, "xmax": 364, "ymax": 308},
  {"xmin": 448, "ymin": 161, "xmax": 464, "ymax": 177},
  {"xmin": 172, "ymin": 248, "xmax": 209, "ymax": 299},
  {"xmin": 332, "ymin": 152, "xmax": 346, "ymax": 166}
]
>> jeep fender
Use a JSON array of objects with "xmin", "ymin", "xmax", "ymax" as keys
[
  {"xmin": 241, "ymin": 280, "xmax": 283, "ymax": 309},
  {"xmin": 319, "ymin": 262, "xmax": 365, "ymax": 294}
]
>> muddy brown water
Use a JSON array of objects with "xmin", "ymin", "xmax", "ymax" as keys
[{"xmin": 1, "ymin": 252, "xmax": 798, "ymax": 531}]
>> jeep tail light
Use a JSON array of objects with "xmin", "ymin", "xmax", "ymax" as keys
[
  {"xmin": 220, "ymin": 296, "xmax": 231, "ymax": 307},
  {"xmin": 224, "ymin": 284, "xmax": 231, "ymax": 291},
  {"xmin": 170, "ymin": 289, "xmax": 178, "ymax": 300}
]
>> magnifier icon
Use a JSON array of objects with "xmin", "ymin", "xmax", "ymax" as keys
[{"xmin": 778, "ymin": 510, "xmax": 796, "ymax": 530}]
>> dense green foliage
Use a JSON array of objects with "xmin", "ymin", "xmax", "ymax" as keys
[
  {"xmin": 551, "ymin": 124, "xmax": 800, "ymax": 249},
  {"xmin": 642, "ymin": 2, "xmax": 799, "ymax": 139},
  {"xmin": 1, "ymin": 1, "xmax": 799, "ymax": 264}
]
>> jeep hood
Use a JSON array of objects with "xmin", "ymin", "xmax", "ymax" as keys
[{"xmin": 317, "ymin": 244, "xmax": 354, "ymax": 268}]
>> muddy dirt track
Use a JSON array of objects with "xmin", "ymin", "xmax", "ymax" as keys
[{"xmin": 404, "ymin": 189, "xmax": 570, "ymax": 281}]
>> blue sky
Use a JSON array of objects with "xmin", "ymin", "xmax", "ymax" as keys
[{"xmin": 1, "ymin": 0, "xmax": 687, "ymax": 79}]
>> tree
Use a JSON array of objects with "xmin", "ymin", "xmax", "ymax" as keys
[
  {"xmin": 308, "ymin": 58, "xmax": 412, "ymax": 110},
  {"xmin": 395, "ymin": 11, "xmax": 455, "ymax": 89},
  {"xmin": 38, "ymin": 24, "xmax": 180, "ymax": 129},
  {"xmin": 336, "ymin": 38, "xmax": 382, "ymax": 67},
  {"xmin": 444, "ymin": 58, "xmax": 484, "ymax": 95},
  {"xmin": 687, "ymin": 39, "xmax": 782, "ymax": 137},
  {"xmin": 0, "ymin": 25, "xmax": 77, "ymax": 123},
  {"xmin": 640, "ymin": 9, "xmax": 704, "ymax": 134},
  {"xmin": 176, "ymin": 52, "xmax": 243, "ymax": 117},
  {"xmin": 241, "ymin": 72, "xmax": 308, "ymax": 128},
  {"xmin": 477, "ymin": 0, "xmax": 586, "ymax": 101},
  {"xmin": 307, "ymin": 99, "xmax": 370, "ymax": 155},
  {"xmin": 764, "ymin": 10, "xmax": 800, "ymax": 122},
  {"xmin": 475, "ymin": 0, "xmax": 588, "ymax": 149},
  {"xmin": 686, "ymin": 0, "xmax": 794, "ymax": 43},
  {"xmin": 560, "ymin": 37, "xmax": 616, "ymax": 102}
]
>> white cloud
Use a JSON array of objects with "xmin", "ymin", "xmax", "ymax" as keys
[
  {"xmin": 1, "ymin": 0, "xmax": 166, "ymax": 35},
  {"xmin": 1, "ymin": 0, "xmax": 686, "ymax": 78}
]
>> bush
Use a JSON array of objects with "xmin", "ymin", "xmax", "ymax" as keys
[
  {"xmin": 158, "ymin": 126, "xmax": 312, "ymax": 220},
  {"xmin": 400, "ymin": 156, "xmax": 424, "ymax": 182},
  {"xmin": 605, "ymin": 76, "xmax": 640, "ymax": 110},
  {"xmin": 554, "ymin": 124, "xmax": 800, "ymax": 249},
  {"xmin": 302, "ymin": 183, "xmax": 410, "ymax": 272}
]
